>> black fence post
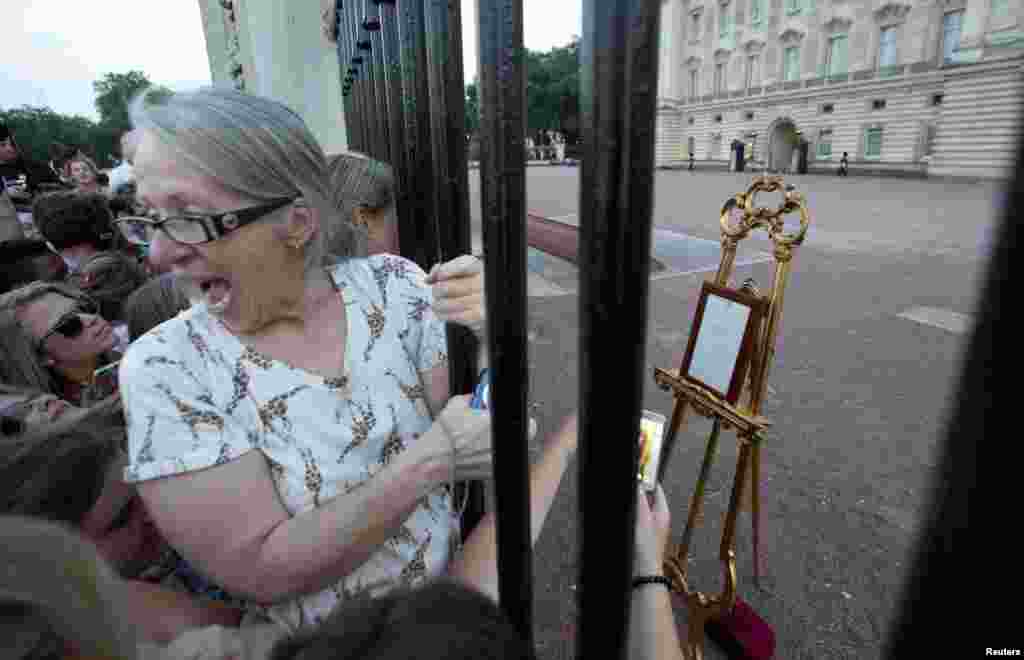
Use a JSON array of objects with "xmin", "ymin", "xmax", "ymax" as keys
[
  {"xmin": 367, "ymin": 0, "xmax": 391, "ymax": 163},
  {"xmin": 375, "ymin": 1, "xmax": 413, "ymax": 257},
  {"xmin": 576, "ymin": 0, "xmax": 661, "ymax": 659},
  {"xmin": 335, "ymin": 1, "xmax": 353, "ymax": 148},
  {"xmin": 476, "ymin": 0, "xmax": 533, "ymax": 645},
  {"xmin": 338, "ymin": 1, "xmax": 358, "ymax": 152},
  {"xmin": 398, "ymin": 0, "xmax": 441, "ymax": 271},
  {"xmin": 345, "ymin": 1, "xmax": 370, "ymax": 153},
  {"xmin": 361, "ymin": 0, "xmax": 389, "ymax": 161},
  {"xmin": 424, "ymin": 0, "xmax": 485, "ymax": 538}
]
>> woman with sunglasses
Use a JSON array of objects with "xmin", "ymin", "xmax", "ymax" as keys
[
  {"xmin": 115, "ymin": 88, "xmax": 496, "ymax": 634},
  {"xmin": 0, "ymin": 282, "xmax": 122, "ymax": 408}
]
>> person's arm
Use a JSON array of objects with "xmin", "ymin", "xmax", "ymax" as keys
[
  {"xmin": 629, "ymin": 485, "xmax": 687, "ymax": 660},
  {"xmin": 137, "ymin": 434, "xmax": 447, "ymax": 605},
  {"xmin": 449, "ymin": 414, "xmax": 578, "ymax": 601},
  {"xmin": 119, "ymin": 579, "xmax": 243, "ymax": 644}
]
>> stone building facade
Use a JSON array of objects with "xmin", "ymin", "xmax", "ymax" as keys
[
  {"xmin": 197, "ymin": 0, "xmax": 349, "ymax": 154},
  {"xmin": 655, "ymin": 0, "xmax": 1024, "ymax": 178}
]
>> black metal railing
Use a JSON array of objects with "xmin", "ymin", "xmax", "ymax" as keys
[
  {"xmin": 476, "ymin": 0, "xmax": 533, "ymax": 643},
  {"xmin": 339, "ymin": 0, "xmax": 483, "ymax": 534},
  {"xmin": 577, "ymin": 1, "xmax": 661, "ymax": 658},
  {"xmin": 338, "ymin": 1, "xmax": 662, "ymax": 656}
]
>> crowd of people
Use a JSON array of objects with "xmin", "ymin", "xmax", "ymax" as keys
[{"xmin": 0, "ymin": 90, "xmax": 687, "ymax": 660}]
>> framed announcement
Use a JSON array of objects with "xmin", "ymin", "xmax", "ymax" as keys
[{"xmin": 680, "ymin": 282, "xmax": 766, "ymax": 405}]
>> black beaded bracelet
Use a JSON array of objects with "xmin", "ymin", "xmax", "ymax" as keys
[{"xmin": 631, "ymin": 575, "xmax": 672, "ymax": 591}]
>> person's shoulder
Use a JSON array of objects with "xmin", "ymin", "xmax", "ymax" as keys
[
  {"xmin": 122, "ymin": 306, "xmax": 206, "ymax": 367},
  {"xmin": 332, "ymin": 253, "xmax": 428, "ymax": 285}
]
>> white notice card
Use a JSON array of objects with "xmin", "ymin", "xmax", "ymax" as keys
[{"xmin": 687, "ymin": 293, "xmax": 752, "ymax": 395}]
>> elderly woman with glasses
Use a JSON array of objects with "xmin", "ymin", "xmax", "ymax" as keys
[
  {"xmin": 114, "ymin": 87, "xmax": 496, "ymax": 634},
  {"xmin": 0, "ymin": 282, "xmax": 122, "ymax": 408}
]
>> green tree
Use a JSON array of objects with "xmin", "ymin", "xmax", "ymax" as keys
[
  {"xmin": 0, "ymin": 106, "xmax": 114, "ymax": 167},
  {"xmin": 525, "ymin": 38, "xmax": 580, "ymax": 143},
  {"xmin": 92, "ymin": 71, "xmax": 172, "ymax": 137},
  {"xmin": 465, "ymin": 81, "xmax": 480, "ymax": 136}
]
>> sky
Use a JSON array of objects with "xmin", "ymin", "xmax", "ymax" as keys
[{"xmin": 1, "ymin": 0, "xmax": 580, "ymax": 121}]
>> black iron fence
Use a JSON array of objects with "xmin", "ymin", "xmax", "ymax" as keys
[{"xmin": 337, "ymin": 0, "xmax": 661, "ymax": 657}]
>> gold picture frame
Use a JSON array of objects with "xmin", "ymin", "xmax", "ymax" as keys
[{"xmin": 679, "ymin": 282, "xmax": 767, "ymax": 405}]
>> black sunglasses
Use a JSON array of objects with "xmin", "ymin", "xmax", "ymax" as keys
[
  {"xmin": 36, "ymin": 303, "xmax": 95, "ymax": 351},
  {"xmin": 115, "ymin": 197, "xmax": 298, "ymax": 246}
]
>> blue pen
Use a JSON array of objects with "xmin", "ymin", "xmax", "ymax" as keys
[{"xmin": 470, "ymin": 368, "xmax": 491, "ymax": 410}]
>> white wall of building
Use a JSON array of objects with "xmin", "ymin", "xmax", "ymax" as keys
[
  {"xmin": 657, "ymin": 0, "xmax": 1024, "ymax": 177},
  {"xmin": 197, "ymin": 0, "xmax": 348, "ymax": 156}
]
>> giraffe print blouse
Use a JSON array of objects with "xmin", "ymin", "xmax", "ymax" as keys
[{"xmin": 119, "ymin": 254, "xmax": 452, "ymax": 632}]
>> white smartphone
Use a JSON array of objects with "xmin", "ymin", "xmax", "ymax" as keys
[{"xmin": 637, "ymin": 410, "xmax": 667, "ymax": 492}]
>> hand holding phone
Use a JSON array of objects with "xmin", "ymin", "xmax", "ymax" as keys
[{"xmin": 637, "ymin": 410, "xmax": 666, "ymax": 492}]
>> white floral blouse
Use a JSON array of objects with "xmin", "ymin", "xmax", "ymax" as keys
[{"xmin": 119, "ymin": 254, "xmax": 453, "ymax": 632}]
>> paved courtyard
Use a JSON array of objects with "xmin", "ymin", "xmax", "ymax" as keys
[{"xmin": 466, "ymin": 167, "xmax": 1002, "ymax": 659}]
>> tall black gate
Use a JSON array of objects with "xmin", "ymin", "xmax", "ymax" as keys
[{"xmin": 336, "ymin": 1, "xmax": 662, "ymax": 656}]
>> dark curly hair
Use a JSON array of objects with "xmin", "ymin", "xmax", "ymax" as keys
[
  {"xmin": 31, "ymin": 191, "xmax": 116, "ymax": 251},
  {"xmin": 270, "ymin": 579, "xmax": 536, "ymax": 660}
]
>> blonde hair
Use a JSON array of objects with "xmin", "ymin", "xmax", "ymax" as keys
[
  {"xmin": 0, "ymin": 282, "xmax": 96, "ymax": 393},
  {"xmin": 129, "ymin": 87, "xmax": 365, "ymax": 270},
  {"xmin": 0, "ymin": 515, "xmax": 138, "ymax": 660}
]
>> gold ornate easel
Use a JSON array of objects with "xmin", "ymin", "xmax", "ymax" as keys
[{"xmin": 653, "ymin": 175, "xmax": 810, "ymax": 660}]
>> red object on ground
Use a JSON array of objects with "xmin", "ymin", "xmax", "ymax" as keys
[
  {"xmin": 526, "ymin": 213, "xmax": 579, "ymax": 264},
  {"xmin": 704, "ymin": 597, "xmax": 776, "ymax": 660}
]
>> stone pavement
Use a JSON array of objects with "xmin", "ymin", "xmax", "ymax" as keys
[{"xmin": 465, "ymin": 168, "xmax": 1001, "ymax": 659}]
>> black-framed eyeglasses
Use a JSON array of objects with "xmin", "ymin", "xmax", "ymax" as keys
[
  {"xmin": 36, "ymin": 301, "xmax": 97, "ymax": 352},
  {"xmin": 114, "ymin": 197, "xmax": 297, "ymax": 246}
]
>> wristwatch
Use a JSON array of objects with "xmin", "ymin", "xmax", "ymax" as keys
[{"xmin": 631, "ymin": 575, "xmax": 672, "ymax": 591}]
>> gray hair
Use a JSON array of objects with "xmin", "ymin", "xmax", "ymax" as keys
[
  {"xmin": 326, "ymin": 152, "xmax": 391, "ymax": 257},
  {"xmin": 122, "ymin": 272, "xmax": 190, "ymax": 341},
  {"xmin": 0, "ymin": 282, "xmax": 96, "ymax": 394},
  {"xmin": 129, "ymin": 87, "xmax": 366, "ymax": 269}
]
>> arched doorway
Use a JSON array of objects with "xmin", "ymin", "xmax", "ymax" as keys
[{"xmin": 767, "ymin": 117, "xmax": 799, "ymax": 172}]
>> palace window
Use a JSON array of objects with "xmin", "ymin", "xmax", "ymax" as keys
[
  {"xmin": 827, "ymin": 34, "xmax": 848, "ymax": 76},
  {"xmin": 783, "ymin": 46, "xmax": 801, "ymax": 81},
  {"xmin": 942, "ymin": 11, "xmax": 964, "ymax": 64},
  {"xmin": 750, "ymin": 0, "xmax": 763, "ymax": 26},
  {"xmin": 879, "ymin": 26, "xmax": 898, "ymax": 70},
  {"xmin": 865, "ymin": 127, "xmax": 883, "ymax": 159},
  {"xmin": 817, "ymin": 128, "xmax": 833, "ymax": 158},
  {"xmin": 719, "ymin": 4, "xmax": 734, "ymax": 37},
  {"xmin": 746, "ymin": 55, "xmax": 760, "ymax": 88}
]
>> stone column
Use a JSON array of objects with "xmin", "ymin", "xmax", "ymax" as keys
[{"xmin": 197, "ymin": 0, "xmax": 348, "ymax": 154}]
